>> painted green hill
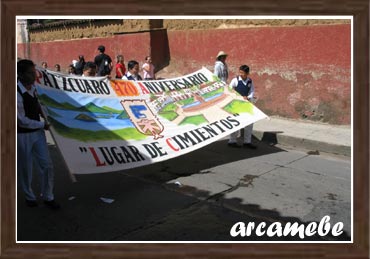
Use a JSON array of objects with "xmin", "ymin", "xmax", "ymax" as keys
[
  {"xmin": 117, "ymin": 110, "xmax": 129, "ymax": 119},
  {"xmin": 224, "ymin": 100, "xmax": 254, "ymax": 115},
  {"xmin": 75, "ymin": 113, "xmax": 97, "ymax": 122},
  {"xmin": 79, "ymin": 102, "xmax": 113, "ymax": 113},
  {"xmin": 48, "ymin": 117, "xmax": 146, "ymax": 142},
  {"xmin": 102, "ymin": 106, "xmax": 122, "ymax": 114},
  {"xmin": 39, "ymin": 94, "xmax": 76, "ymax": 110},
  {"xmin": 38, "ymin": 94, "xmax": 122, "ymax": 114}
]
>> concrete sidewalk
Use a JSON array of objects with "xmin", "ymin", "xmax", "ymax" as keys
[{"xmin": 252, "ymin": 116, "xmax": 351, "ymax": 156}]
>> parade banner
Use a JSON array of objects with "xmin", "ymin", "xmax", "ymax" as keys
[{"xmin": 35, "ymin": 67, "xmax": 268, "ymax": 174}]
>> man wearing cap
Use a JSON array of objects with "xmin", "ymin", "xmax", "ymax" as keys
[
  {"xmin": 214, "ymin": 51, "xmax": 229, "ymax": 83},
  {"xmin": 94, "ymin": 45, "xmax": 112, "ymax": 76}
]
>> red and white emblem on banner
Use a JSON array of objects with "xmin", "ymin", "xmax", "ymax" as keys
[{"xmin": 121, "ymin": 100, "xmax": 164, "ymax": 140}]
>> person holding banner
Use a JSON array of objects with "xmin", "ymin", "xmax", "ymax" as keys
[
  {"xmin": 17, "ymin": 59, "xmax": 60, "ymax": 210},
  {"xmin": 214, "ymin": 51, "xmax": 229, "ymax": 83},
  {"xmin": 228, "ymin": 65, "xmax": 257, "ymax": 149},
  {"xmin": 122, "ymin": 60, "xmax": 143, "ymax": 81}
]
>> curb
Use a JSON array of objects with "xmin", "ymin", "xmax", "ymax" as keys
[{"xmin": 253, "ymin": 130, "xmax": 351, "ymax": 157}]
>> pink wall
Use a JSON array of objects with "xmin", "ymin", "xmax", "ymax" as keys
[
  {"xmin": 165, "ymin": 25, "xmax": 350, "ymax": 124},
  {"xmin": 17, "ymin": 24, "xmax": 351, "ymax": 124},
  {"xmin": 18, "ymin": 33, "xmax": 152, "ymax": 70}
]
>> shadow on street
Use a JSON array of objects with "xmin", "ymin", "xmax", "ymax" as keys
[{"xmin": 17, "ymin": 138, "xmax": 350, "ymax": 241}]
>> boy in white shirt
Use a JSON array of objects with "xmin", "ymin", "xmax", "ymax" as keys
[
  {"xmin": 228, "ymin": 65, "xmax": 257, "ymax": 149},
  {"xmin": 17, "ymin": 59, "xmax": 60, "ymax": 209},
  {"xmin": 122, "ymin": 60, "xmax": 143, "ymax": 81}
]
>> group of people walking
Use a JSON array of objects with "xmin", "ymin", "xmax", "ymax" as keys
[
  {"xmin": 17, "ymin": 47, "xmax": 257, "ymax": 210},
  {"xmin": 39, "ymin": 45, "xmax": 156, "ymax": 81}
]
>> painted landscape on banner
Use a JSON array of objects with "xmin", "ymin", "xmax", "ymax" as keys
[{"xmin": 35, "ymin": 67, "xmax": 268, "ymax": 174}]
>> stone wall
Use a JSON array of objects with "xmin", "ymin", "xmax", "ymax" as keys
[{"xmin": 28, "ymin": 19, "xmax": 349, "ymax": 42}]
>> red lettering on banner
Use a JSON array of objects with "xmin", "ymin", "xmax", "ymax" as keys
[
  {"xmin": 137, "ymin": 82, "xmax": 150, "ymax": 94},
  {"xmin": 166, "ymin": 138, "xmax": 179, "ymax": 151},
  {"xmin": 110, "ymin": 80, "xmax": 139, "ymax": 96},
  {"xmin": 88, "ymin": 147, "xmax": 106, "ymax": 166}
]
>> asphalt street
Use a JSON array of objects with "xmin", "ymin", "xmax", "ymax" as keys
[{"xmin": 17, "ymin": 133, "xmax": 351, "ymax": 242}]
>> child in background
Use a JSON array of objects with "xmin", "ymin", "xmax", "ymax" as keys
[{"xmin": 54, "ymin": 64, "xmax": 61, "ymax": 72}]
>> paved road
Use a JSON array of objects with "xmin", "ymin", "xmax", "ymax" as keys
[{"xmin": 17, "ymin": 137, "xmax": 351, "ymax": 241}]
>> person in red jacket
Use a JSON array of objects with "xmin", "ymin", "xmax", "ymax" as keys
[{"xmin": 115, "ymin": 54, "xmax": 126, "ymax": 79}]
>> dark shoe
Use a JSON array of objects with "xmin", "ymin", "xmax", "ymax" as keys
[
  {"xmin": 243, "ymin": 143, "xmax": 257, "ymax": 149},
  {"xmin": 44, "ymin": 200, "xmax": 60, "ymax": 210},
  {"xmin": 228, "ymin": 142, "xmax": 241, "ymax": 148},
  {"xmin": 25, "ymin": 199, "xmax": 38, "ymax": 207}
]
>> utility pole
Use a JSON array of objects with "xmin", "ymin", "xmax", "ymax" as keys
[{"xmin": 16, "ymin": 19, "xmax": 30, "ymax": 59}]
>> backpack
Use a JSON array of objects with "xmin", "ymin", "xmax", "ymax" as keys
[{"xmin": 98, "ymin": 55, "xmax": 111, "ymax": 76}]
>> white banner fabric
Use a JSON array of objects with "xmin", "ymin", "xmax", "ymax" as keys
[{"xmin": 35, "ymin": 67, "xmax": 268, "ymax": 174}]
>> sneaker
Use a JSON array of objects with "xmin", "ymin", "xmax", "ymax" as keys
[
  {"xmin": 25, "ymin": 199, "xmax": 38, "ymax": 207},
  {"xmin": 228, "ymin": 142, "xmax": 241, "ymax": 148},
  {"xmin": 243, "ymin": 143, "xmax": 257, "ymax": 149},
  {"xmin": 44, "ymin": 200, "xmax": 61, "ymax": 210}
]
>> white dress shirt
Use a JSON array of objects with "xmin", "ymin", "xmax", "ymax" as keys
[
  {"xmin": 229, "ymin": 76, "xmax": 255, "ymax": 99},
  {"xmin": 17, "ymin": 81, "xmax": 45, "ymax": 130}
]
